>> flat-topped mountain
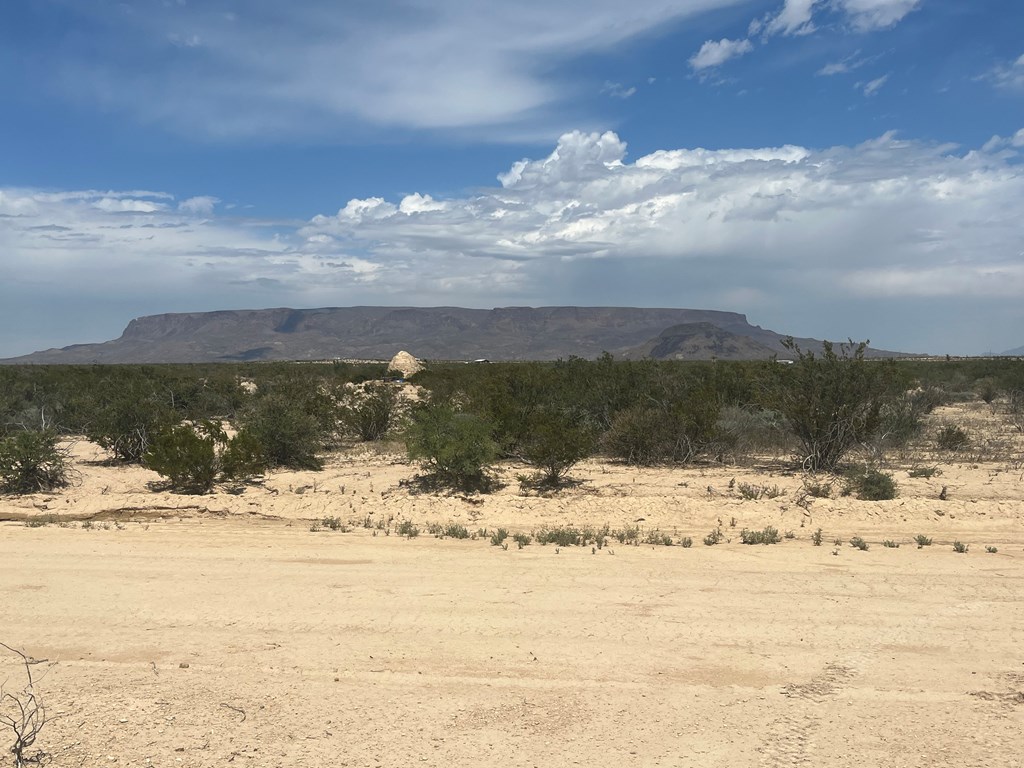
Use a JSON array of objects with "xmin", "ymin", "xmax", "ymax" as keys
[{"xmin": 1, "ymin": 306, "xmax": 911, "ymax": 364}]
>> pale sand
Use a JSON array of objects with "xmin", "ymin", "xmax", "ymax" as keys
[{"xmin": 2, "ymin": 401, "xmax": 1022, "ymax": 767}]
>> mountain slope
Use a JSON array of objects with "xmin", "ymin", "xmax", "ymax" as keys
[
  {"xmin": 621, "ymin": 323, "xmax": 782, "ymax": 361},
  {"xmin": 0, "ymin": 306, "xmax": 911, "ymax": 363}
]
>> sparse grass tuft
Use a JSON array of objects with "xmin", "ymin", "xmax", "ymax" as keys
[
  {"xmin": 739, "ymin": 526, "xmax": 781, "ymax": 545},
  {"xmin": 490, "ymin": 528, "xmax": 509, "ymax": 546},
  {"xmin": 736, "ymin": 483, "xmax": 784, "ymax": 500},
  {"xmin": 882, "ymin": 539, "xmax": 900, "ymax": 548}
]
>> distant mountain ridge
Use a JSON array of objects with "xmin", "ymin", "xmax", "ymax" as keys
[
  {"xmin": 0, "ymin": 306, "xmax": 912, "ymax": 364},
  {"xmin": 1002, "ymin": 345, "xmax": 1024, "ymax": 356}
]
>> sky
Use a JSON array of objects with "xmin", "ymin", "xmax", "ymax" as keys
[{"xmin": 1, "ymin": 0, "xmax": 1022, "ymax": 358}]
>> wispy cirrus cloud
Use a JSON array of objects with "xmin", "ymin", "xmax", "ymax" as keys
[
  {"xmin": 36, "ymin": 0, "xmax": 750, "ymax": 141},
  {"xmin": 983, "ymin": 53, "xmax": 1024, "ymax": 92},
  {"xmin": 860, "ymin": 73, "xmax": 889, "ymax": 96},
  {"xmin": 4, "ymin": 128, "xmax": 1023, "ymax": 356}
]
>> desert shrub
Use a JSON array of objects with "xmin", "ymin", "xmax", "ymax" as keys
[
  {"xmin": 84, "ymin": 387, "xmax": 177, "ymax": 463},
  {"xmin": 914, "ymin": 534, "xmax": 932, "ymax": 548},
  {"xmin": 0, "ymin": 430, "xmax": 71, "ymax": 494},
  {"xmin": 985, "ymin": 545, "xmax": 998, "ymax": 554},
  {"xmin": 849, "ymin": 536, "xmax": 869, "ymax": 551},
  {"xmin": 442, "ymin": 522, "xmax": 471, "ymax": 540},
  {"xmin": 976, "ymin": 378, "xmax": 999, "ymax": 404},
  {"xmin": 144, "ymin": 421, "xmax": 266, "ymax": 493},
  {"xmin": 882, "ymin": 539, "xmax": 899, "ymax": 548},
  {"xmin": 340, "ymin": 382, "xmax": 402, "ymax": 442},
  {"xmin": 811, "ymin": 528, "xmax": 823, "ymax": 546},
  {"xmin": 517, "ymin": 408, "xmax": 595, "ymax": 488},
  {"xmin": 740, "ymin": 526, "xmax": 781, "ymax": 545},
  {"xmin": 396, "ymin": 520, "xmax": 420, "ymax": 538},
  {"xmin": 144, "ymin": 422, "xmax": 222, "ymax": 493},
  {"xmin": 405, "ymin": 405, "xmax": 498, "ymax": 492},
  {"xmin": 703, "ymin": 528, "xmax": 724, "ymax": 546},
  {"xmin": 512, "ymin": 532, "xmax": 532, "ymax": 548},
  {"xmin": 490, "ymin": 528, "xmax": 509, "ymax": 546},
  {"xmin": 768, "ymin": 339, "xmax": 906, "ymax": 471},
  {"xmin": 1008, "ymin": 390, "xmax": 1024, "ymax": 433},
  {"xmin": 935, "ymin": 425, "xmax": 969, "ymax": 451},
  {"xmin": 908, "ymin": 465, "xmax": 941, "ymax": 478},
  {"xmin": 843, "ymin": 467, "xmax": 898, "ymax": 500},
  {"xmin": 736, "ymin": 483, "xmax": 783, "ymax": 500},
  {"xmin": 803, "ymin": 478, "xmax": 833, "ymax": 498},
  {"xmin": 713, "ymin": 405, "xmax": 792, "ymax": 461},
  {"xmin": 534, "ymin": 526, "xmax": 588, "ymax": 547},
  {"xmin": 237, "ymin": 393, "xmax": 327, "ymax": 470},
  {"xmin": 602, "ymin": 406, "xmax": 675, "ymax": 465},
  {"xmin": 952, "ymin": 540, "xmax": 969, "ymax": 554}
]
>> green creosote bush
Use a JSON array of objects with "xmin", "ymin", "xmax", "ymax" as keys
[
  {"xmin": 0, "ymin": 430, "xmax": 72, "ymax": 494},
  {"xmin": 516, "ymin": 408, "xmax": 595, "ymax": 490},
  {"xmin": 405, "ymin": 404, "xmax": 499, "ymax": 493},
  {"xmin": 85, "ymin": 387, "xmax": 177, "ymax": 464},
  {"xmin": 770, "ymin": 339, "xmax": 906, "ymax": 472},
  {"xmin": 843, "ymin": 466, "xmax": 898, "ymax": 501},
  {"xmin": 236, "ymin": 392, "xmax": 331, "ymax": 471},
  {"xmin": 340, "ymin": 381, "xmax": 402, "ymax": 442},
  {"xmin": 915, "ymin": 534, "xmax": 932, "ymax": 548},
  {"xmin": 739, "ymin": 526, "xmax": 781, "ymax": 545},
  {"xmin": 144, "ymin": 421, "xmax": 265, "ymax": 494},
  {"xmin": 935, "ymin": 425, "xmax": 970, "ymax": 451},
  {"xmin": 512, "ymin": 532, "xmax": 532, "ymax": 549}
]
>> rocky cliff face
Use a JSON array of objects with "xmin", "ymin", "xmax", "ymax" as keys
[{"xmin": 1, "ymin": 306, "xmax": 909, "ymax": 364}]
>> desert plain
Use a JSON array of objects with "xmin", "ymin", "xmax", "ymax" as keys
[{"xmin": 2, "ymin": 401, "xmax": 1023, "ymax": 768}]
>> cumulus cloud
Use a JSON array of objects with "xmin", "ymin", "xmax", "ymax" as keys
[
  {"xmin": 179, "ymin": 196, "xmax": 220, "ymax": 215},
  {"xmin": 4, "ymin": 129, "xmax": 1024, "ymax": 357},
  {"xmin": 689, "ymin": 38, "xmax": 754, "ymax": 71}
]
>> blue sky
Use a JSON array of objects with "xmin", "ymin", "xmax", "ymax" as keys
[{"xmin": 1, "ymin": 0, "xmax": 1022, "ymax": 357}]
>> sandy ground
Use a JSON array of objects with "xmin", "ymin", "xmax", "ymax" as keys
[{"xmin": 2, "ymin": 402, "xmax": 1022, "ymax": 767}]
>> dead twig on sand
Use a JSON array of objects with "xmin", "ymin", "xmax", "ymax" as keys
[{"xmin": 1, "ymin": 643, "xmax": 50, "ymax": 767}]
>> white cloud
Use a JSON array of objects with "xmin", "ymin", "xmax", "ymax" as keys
[
  {"xmin": 179, "ymin": 196, "xmax": 220, "ymax": 215},
  {"xmin": 837, "ymin": 0, "xmax": 922, "ymax": 32},
  {"xmin": 861, "ymin": 74, "xmax": 889, "ymax": 96},
  {"xmin": 4, "ymin": 130, "xmax": 1024, "ymax": 357},
  {"xmin": 601, "ymin": 81, "xmax": 637, "ymax": 99},
  {"xmin": 47, "ymin": 0, "xmax": 750, "ymax": 140},
  {"xmin": 689, "ymin": 38, "xmax": 754, "ymax": 71},
  {"xmin": 817, "ymin": 50, "xmax": 874, "ymax": 75},
  {"xmin": 984, "ymin": 53, "xmax": 1024, "ymax": 91},
  {"xmin": 758, "ymin": 0, "xmax": 819, "ymax": 37}
]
